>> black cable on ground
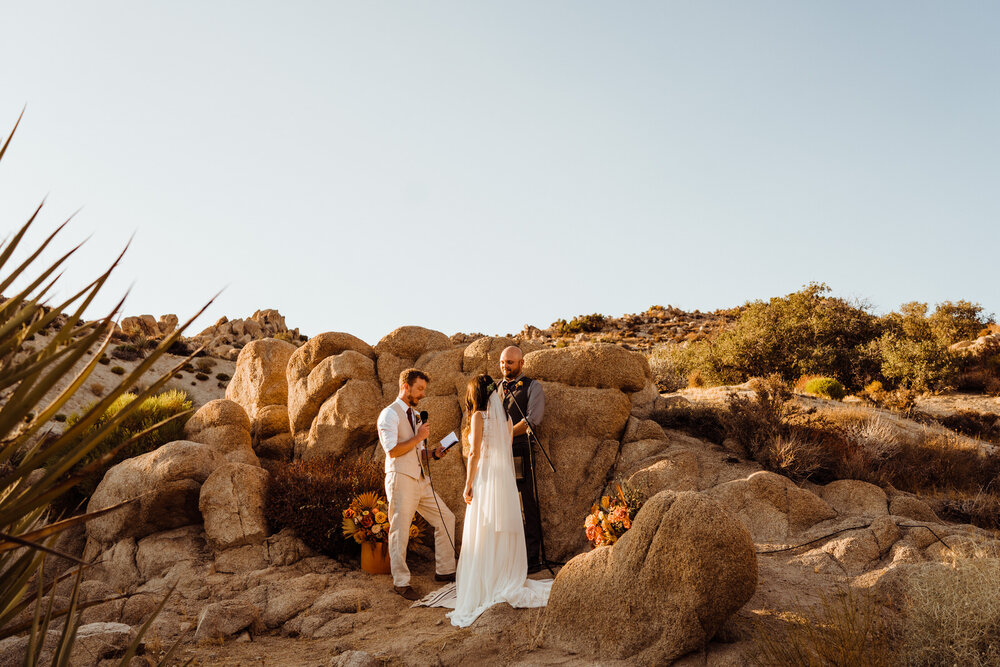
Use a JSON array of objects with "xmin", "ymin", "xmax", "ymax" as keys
[{"xmin": 755, "ymin": 521, "xmax": 954, "ymax": 555}]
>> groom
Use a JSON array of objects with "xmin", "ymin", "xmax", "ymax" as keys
[{"xmin": 377, "ymin": 368, "xmax": 457, "ymax": 601}]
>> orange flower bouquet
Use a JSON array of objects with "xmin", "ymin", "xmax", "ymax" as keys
[
  {"xmin": 342, "ymin": 491, "xmax": 424, "ymax": 545},
  {"xmin": 584, "ymin": 483, "xmax": 643, "ymax": 548}
]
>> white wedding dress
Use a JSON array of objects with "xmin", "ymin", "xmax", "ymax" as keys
[{"xmin": 446, "ymin": 391, "xmax": 552, "ymax": 628}]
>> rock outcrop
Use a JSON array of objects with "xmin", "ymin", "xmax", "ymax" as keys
[
  {"xmin": 226, "ymin": 338, "xmax": 298, "ymax": 460},
  {"xmin": 286, "ymin": 333, "xmax": 379, "ymax": 460},
  {"xmin": 85, "ymin": 440, "xmax": 226, "ymax": 546},
  {"xmin": 199, "ymin": 462, "xmax": 270, "ymax": 551},
  {"xmin": 540, "ymin": 490, "xmax": 757, "ymax": 663},
  {"xmin": 183, "ymin": 399, "xmax": 258, "ymax": 466}
]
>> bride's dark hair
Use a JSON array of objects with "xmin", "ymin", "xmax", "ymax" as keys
[{"xmin": 465, "ymin": 374, "xmax": 494, "ymax": 413}]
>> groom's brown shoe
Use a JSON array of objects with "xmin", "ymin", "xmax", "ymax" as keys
[
  {"xmin": 393, "ymin": 585, "xmax": 420, "ymax": 601},
  {"xmin": 434, "ymin": 572, "xmax": 456, "ymax": 583}
]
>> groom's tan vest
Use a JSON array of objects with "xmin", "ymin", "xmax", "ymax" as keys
[{"xmin": 383, "ymin": 401, "xmax": 424, "ymax": 480}]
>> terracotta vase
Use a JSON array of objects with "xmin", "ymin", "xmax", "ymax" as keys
[{"xmin": 360, "ymin": 540, "xmax": 391, "ymax": 575}]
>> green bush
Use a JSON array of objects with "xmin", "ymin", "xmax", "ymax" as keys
[
  {"xmin": 110, "ymin": 365, "xmax": 126, "ymax": 375},
  {"xmin": 875, "ymin": 333, "xmax": 957, "ymax": 392},
  {"xmin": 667, "ymin": 283, "xmax": 882, "ymax": 388},
  {"xmin": 553, "ymin": 313, "xmax": 606, "ymax": 335},
  {"xmin": 646, "ymin": 345, "xmax": 686, "ymax": 392},
  {"xmin": 803, "ymin": 377, "xmax": 847, "ymax": 400},
  {"xmin": 264, "ymin": 453, "xmax": 387, "ymax": 560},
  {"xmin": 111, "ymin": 343, "xmax": 142, "ymax": 361},
  {"xmin": 54, "ymin": 390, "xmax": 192, "ymax": 513}
]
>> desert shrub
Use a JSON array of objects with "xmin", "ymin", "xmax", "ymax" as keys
[
  {"xmin": 111, "ymin": 343, "xmax": 142, "ymax": 361},
  {"xmin": 90, "ymin": 382, "xmax": 105, "ymax": 396},
  {"xmin": 110, "ymin": 365, "xmax": 126, "ymax": 375},
  {"xmin": 763, "ymin": 434, "xmax": 831, "ymax": 480},
  {"xmin": 216, "ymin": 372, "xmax": 231, "ymax": 381},
  {"xmin": 932, "ymin": 410, "xmax": 1000, "ymax": 444},
  {"xmin": 927, "ymin": 300, "xmax": 992, "ymax": 346},
  {"xmin": 98, "ymin": 354, "xmax": 110, "ymax": 365},
  {"xmin": 646, "ymin": 345, "xmax": 685, "ymax": 392},
  {"xmin": 273, "ymin": 330, "xmax": 296, "ymax": 344},
  {"xmin": 649, "ymin": 402, "xmax": 728, "ymax": 445},
  {"xmin": 672, "ymin": 283, "xmax": 882, "ymax": 388},
  {"xmin": 54, "ymin": 413, "xmax": 67, "ymax": 422},
  {"xmin": 749, "ymin": 588, "xmax": 894, "ymax": 667},
  {"xmin": 933, "ymin": 490, "xmax": 1000, "ymax": 530},
  {"xmin": 901, "ymin": 559, "xmax": 1000, "ymax": 666},
  {"xmin": 195, "ymin": 359, "xmax": 214, "ymax": 372},
  {"xmin": 553, "ymin": 313, "xmax": 606, "ymax": 335},
  {"xmin": 264, "ymin": 453, "xmax": 386, "ymax": 560},
  {"xmin": 724, "ymin": 375, "xmax": 793, "ymax": 459},
  {"xmin": 687, "ymin": 369, "xmax": 705, "ymax": 388},
  {"xmin": 54, "ymin": 390, "xmax": 192, "ymax": 513},
  {"xmin": 195, "ymin": 373, "xmax": 209, "ymax": 381},
  {"xmin": 874, "ymin": 333, "xmax": 957, "ymax": 392},
  {"xmin": 802, "ymin": 377, "xmax": 846, "ymax": 400},
  {"xmin": 167, "ymin": 338, "xmax": 193, "ymax": 356}
]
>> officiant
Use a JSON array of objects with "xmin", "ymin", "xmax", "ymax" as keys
[{"xmin": 498, "ymin": 346, "xmax": 546, "ymax": 573}]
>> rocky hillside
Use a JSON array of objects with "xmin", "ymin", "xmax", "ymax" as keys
[{"xmin": 516, "ymin": 304, "xmax": 742, "ymax": 352}]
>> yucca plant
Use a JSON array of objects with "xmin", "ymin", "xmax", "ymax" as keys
[{"xmin": 0, "ymin": 112, "xmax": 212, "ymax": 664}]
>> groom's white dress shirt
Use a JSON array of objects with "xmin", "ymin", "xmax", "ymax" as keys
[{"xmin": 377, "ymin": 397, "xmax": 425, "ymax": 479}]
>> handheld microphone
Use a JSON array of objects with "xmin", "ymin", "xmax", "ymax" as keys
[{"xmin": 419, "ymin": 410, "xmax": 428, "ymax": 423}]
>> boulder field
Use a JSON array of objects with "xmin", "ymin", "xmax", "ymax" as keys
[{"xmin": 58, "ymin": 327, "xmax": 1000, "ymax": 664}]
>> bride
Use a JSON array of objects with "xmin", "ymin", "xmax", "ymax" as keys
[{"xmin": 446, "ymin": 374, "xmax": 552, "ymax": 628}]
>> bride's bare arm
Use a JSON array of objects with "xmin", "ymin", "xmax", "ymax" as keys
[{"xmin": 464, "ymin": 412, "xmax": 484, "ymax": 504}]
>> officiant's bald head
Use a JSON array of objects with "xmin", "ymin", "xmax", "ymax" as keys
[{"xmin": 500, "ymin": 346, "xmax": 523, "ymax": 380}]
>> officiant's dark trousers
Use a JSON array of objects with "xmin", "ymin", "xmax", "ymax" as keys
[{"xmin": 512, "ymin": 438, "xmax": 542, "ymax": 565}]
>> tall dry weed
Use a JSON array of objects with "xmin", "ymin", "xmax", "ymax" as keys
[
  {"xmin": 748, "ymin": 588, "xmax": 894, "ymax": 667},
  {"xmin": 901, "ymin": 559, "xmax": 1000, "ymax": 666}
]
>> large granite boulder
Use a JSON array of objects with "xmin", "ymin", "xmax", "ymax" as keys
[
  {"xmin": 226, "ymin": 338, "xmax": 297, "ymax": 459},
  {"xmin": 86, "ymin": 441, "xmax": 225, "ymax": 546},
  {"xmin": 287, "ymin": 332, "xmax": 375, "ymax": 426},
  {"xmin": 539, "ymin": 490, "xmax": 757, "ymax": 663},
  {"xmin": 461, "ymin": 336, "xmax": 543, "ymax": 376},
  {"xmin": 414, "ymin": 347, "xmax": 466, "ymax": 398},
  {"xmin": 531, "ymin": 382, "xmax": 632, "ymax": 561},
  {"xmin": 199, "ymin": 463, "xmax": 270, "ymax": 550},
  {"xmin": 374, "ymin": 326, "xmax": 453, "ymax": 398},
  {"xmin": 286, "ymin": 333, "xmax": 381, "ymax": 460},
  {"xmin": 183, "ymin": 399, "xmax": 257, "ymax": 465},
  {"xmin": 706, "ymin": 471, "xmax": 837, "ymax": 543},
  {"xmin": 818, "ymin": 479, "xmax": 889, "ymax": 517},
  {"xmin": 524, "ymin": 343, "xmax": 652, "ymax": 393},
  {"xmin": 302, "ymin": 378, "xmax": 383, "ymax": 460}
]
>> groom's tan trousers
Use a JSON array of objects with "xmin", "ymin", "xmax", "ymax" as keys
[{"xmin": 385, "ymin": 471, "xmax": 457, "ymax": 587}]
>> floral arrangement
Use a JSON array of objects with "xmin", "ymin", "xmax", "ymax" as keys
[
  {"xmin": 341, "ymin": 491, "xmax": 423, "ymax": 545},
  {"xmin": 584, "ymin": 484, "xmax": 644, "ymax": 548}
]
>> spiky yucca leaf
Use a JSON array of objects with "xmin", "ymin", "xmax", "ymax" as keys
[{"xmin": 0, "ymin": 116, "xmax": 214, "ymax": 667}]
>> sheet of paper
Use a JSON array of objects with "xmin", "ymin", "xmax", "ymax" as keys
[{"xmin": 439, "ymin": 431, "xmax": 459, "ymax": 450}]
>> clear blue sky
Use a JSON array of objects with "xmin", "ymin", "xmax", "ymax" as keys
[{"xmin": 2, "ymin": 2, "xmax": 997, "ymax": 344}]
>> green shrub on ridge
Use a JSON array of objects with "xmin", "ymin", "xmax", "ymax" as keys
[{"xmin": 802, "ymin": 377, "xmax": 847, "ymax": 400}]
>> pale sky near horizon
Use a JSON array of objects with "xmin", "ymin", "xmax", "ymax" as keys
[{"xmin": 2, "ymin": 2, "xmax": 998, "ymax": 345}]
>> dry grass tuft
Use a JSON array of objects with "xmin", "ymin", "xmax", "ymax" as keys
[
  {"xmin": 901, "ymin": 558, "xmax": 1000, "ymax": 666},
  {"xmin": 748, "ymin": 588, "xmax": 894, "ymax": 667}
]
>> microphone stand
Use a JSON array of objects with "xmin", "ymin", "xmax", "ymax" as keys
[{"xmin": 502, "ymin": 383, "xmax": 563, "ymax": 576}]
